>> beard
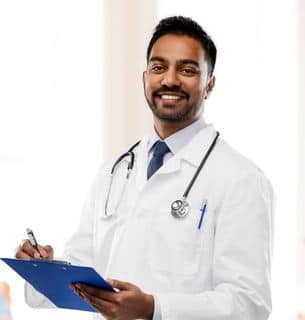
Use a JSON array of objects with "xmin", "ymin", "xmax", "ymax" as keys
[{"xmin": 144, "ymin": 89, "xmax": 204, "ymax": 123}]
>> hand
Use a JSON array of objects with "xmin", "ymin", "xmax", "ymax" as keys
[
  {"xmin": 71, "ymin": 279, "xmax": 154, "ymax": 320},
  {"xmin": 15, "ymin": 239, "xmax": 54, "ymax": 260}
]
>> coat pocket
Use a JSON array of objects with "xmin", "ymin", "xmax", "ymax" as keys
[{"xmin": 147, "ymin": 206, "xmax": 212, "ymax": 276}]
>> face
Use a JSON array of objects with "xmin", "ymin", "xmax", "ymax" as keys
[{"xmin": 143, "ymin": 34, "xmax": 215, "ymax": 127}]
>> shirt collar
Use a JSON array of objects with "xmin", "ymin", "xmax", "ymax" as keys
[{"xmin": 148, "ymin": 117, "xmax": 206, "ymax": 155}]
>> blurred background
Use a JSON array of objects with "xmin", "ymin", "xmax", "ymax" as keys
[{"xmin": 0, "ymin": 0, "xmax": 303, "ymax": 319}]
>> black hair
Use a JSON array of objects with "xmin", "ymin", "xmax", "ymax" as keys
[{"xmin": 146, "ymin": 16, "xmax": 217, "ymax": 76}]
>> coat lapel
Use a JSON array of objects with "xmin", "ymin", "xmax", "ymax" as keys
[
  {"xmin": 133, "ymin": 125, "xmax": 218, "ymax": 186},
  {"xmin": 157, "ymin": 124, "xmax": 218, "ymax": 175}
]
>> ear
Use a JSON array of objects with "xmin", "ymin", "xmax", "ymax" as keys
[{"xmin": 205, "ymin": 75, "xmax": 216, "ymax": 99}]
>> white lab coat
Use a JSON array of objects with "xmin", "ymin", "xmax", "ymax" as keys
[{"xmin": 25, "ymin": 124, "xmax": 275, "ymax": 320}]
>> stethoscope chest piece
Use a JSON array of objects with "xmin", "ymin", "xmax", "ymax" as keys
[{"xmin": 171, "ymin": 199, "xmax": 190, "ymax": 218}]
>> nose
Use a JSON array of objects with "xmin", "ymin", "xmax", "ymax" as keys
[{"xmin": 160, "ymin": 68, "xmax": 181, "ymax": 87}]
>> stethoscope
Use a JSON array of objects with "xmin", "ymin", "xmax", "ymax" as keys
[{"xmin": 104, "ymin": 131, "xmax": 220, "ymax": 219}]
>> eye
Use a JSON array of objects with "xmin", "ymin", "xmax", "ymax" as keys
[
  {"xmin": 180, "ymin": 67, "xmax": 197, "ymax": 76},
  {"xmin": 149, "ymin": 64, "xmax": 166, "ymax": 73}
]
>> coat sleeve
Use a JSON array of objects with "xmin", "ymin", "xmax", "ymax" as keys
[{"xmin": 156, "ymin": 170, "xmax": 275, "ymax": 320}]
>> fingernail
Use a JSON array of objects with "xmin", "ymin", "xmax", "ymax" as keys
[
  {"xmin": 34, "ymin": 252, "xmax": 40, "ymax": 259},
  {"xmin": 40, "ymin": 250, "xmax": 47, "ymax": 258}
]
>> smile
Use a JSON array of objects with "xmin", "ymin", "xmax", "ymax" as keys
[{"xmin": 161, "ymin": 95, "xmax": 182, "ymax": 100}]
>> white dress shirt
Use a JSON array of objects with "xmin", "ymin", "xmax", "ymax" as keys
[{"xmin": 148, "ymin": 118, "xmax": 206, "ymax": 169}]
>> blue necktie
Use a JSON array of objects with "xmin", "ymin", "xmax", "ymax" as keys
[{"xmin": 147, "ymin": 141, "xmax": 170, "ymax": 179}]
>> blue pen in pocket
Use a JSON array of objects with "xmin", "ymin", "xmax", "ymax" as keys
[{"xmin": 198, "ymin": 200, "xmax": 207, "ymax": 230}]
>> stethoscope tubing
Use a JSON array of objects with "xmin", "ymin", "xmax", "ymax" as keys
[
  {"xmin": 110, "ymin": 140, "xmax": 140, "ymax": 175},
  {"xmin": 105, "ymin": 132, "xmax": 219, "ymax": 218},
  {"xmin": 105, "ymin": 140, "xmax": 140, "ymax": 217},
  {"xmin": 182, "ymin": 131, "xmax": 219, "ymax": 198}
]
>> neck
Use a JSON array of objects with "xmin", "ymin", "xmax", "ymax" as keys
[{"xmin": 153, "ymin": 117, "xmax": 201, "ymax": 139}]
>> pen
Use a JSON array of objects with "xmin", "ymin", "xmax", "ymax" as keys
[
  {"xmin": 198, "ymin": 200, "xmax": 207, "ymax": 230},
  {"xmin": 26, "ymin": 228, "xmax": 42, "ymax": 258}
]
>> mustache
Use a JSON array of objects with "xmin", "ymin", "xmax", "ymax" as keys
[{"xmin": 153, "ymin": 86, "xmax": 189, "ymax": 98}]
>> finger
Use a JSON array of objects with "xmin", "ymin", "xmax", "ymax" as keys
[
  {"xmin": 15, "ymin": 240, "xmax": 54, "ymax": 260},
  {"xmin": 80, "ymin": 291, "xmax": 115, "ymax": 317},
  {"xmin": 72, "ymin": 283, "xmax": 119, "ymax": 302},
  {"xmin": 22, "ymin": 240, "xmax": 42, "ymax": 259},
  {"xmin": 14, "ymin": 239, "xmax": 27, "ymax": 258},
  {"xmin": 15, "ymin": 248, "xmax": 32, "ymax": 260},
  {"xmin": 15, "ymin": 240, "xmax": 39, "ymax": 259},
  {"xmin": 38, "ymin": 245, "xmax": 54, "ymax": 260},
  {"xmin": 107, "ymin": 278, "xmax": 133, "ymax": 291},
  {"xmin": 71, "ymin": 285, "xmax": 115, "ymax": 316}
]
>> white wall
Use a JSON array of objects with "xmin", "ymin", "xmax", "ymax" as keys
[{"xmin": 0, "ymin": 1, "xmax": 103, "ymax": 319}]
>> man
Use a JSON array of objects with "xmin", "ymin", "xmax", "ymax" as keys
[{"xmin": 16, "ymin": 16, "xmax": 274, "ymax": 319}]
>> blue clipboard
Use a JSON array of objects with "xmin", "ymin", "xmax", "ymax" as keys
[{"xmin": 1, "ymin": 258, "xmax": 115, "ymax": 312}]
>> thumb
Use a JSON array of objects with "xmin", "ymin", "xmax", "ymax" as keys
[
  {"xmin": 107, "ymin": 278, "xmax": 133, "ymax": 291},
  {"xmin": 38, "ymin": 245, "xmax": 54, "ymax": 259}
]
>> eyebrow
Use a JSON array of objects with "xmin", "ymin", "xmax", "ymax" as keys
[{"xmin": 149, "ymin": 56, "xmax": 200, "ymax": 67}]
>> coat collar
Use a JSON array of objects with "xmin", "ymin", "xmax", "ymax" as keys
[
  {"xmin": 157, "ymin": 124, "xmax": 218, "ymax": 174},
  {"xmin": 147, "ymin": 118, "xmax": 207, "ymax": 156},
  {"xmin": 134, "ymin": 124, "xmax": 218, "ymax": 189}
]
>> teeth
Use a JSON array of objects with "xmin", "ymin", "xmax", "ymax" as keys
[{"xmin": 161, "ymin": 95, "xmax": 181, "ymax": 100}]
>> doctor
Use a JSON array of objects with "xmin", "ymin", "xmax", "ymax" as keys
[{"xmin": 15, "ymin": 16, "xmax": 274, "ymax": 320}]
